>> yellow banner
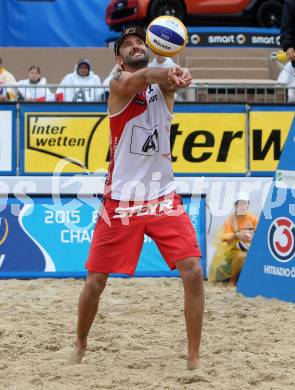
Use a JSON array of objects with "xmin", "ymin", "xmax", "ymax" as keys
[
  {"xmin": 24, "ymin": 111, "xmax": 246, "ymax": 174},
  {"xmin": 25, "ymin": 113, "xmax": 110, "ymax": 173},
  {"xmin": 171, "ymin": 113, "xmax": 246, "ymax": 173},
  {"xmin": 249, "ymin": 111, "xmax": 294, "ymax": 172}
]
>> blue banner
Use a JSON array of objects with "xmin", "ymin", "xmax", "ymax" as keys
[
  {"xmin": 0, "ymin": 0, "xmax": 280, "ymax": 48},
  {"xmin": 237, "ymin": 117, "xmax": 295, "ymax": 302},
  {"xmin": 1, "ymin": 0, "xmax": 110, "ymax": 47},
  {"xmin": 0, "ymin": 195, "xmax": 206, "ymax": 278},
  {"xmin": 186, "ymin": 26, "xmax": 280, "ymax": 48}
]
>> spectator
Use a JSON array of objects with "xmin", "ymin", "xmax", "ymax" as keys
[
  {"xmin": 148, "ymin": 54, "xmax": 176, "ymax": 68},
  {"xmin": 209, "ymin": 192, "xmax": 258, "ymax": 285},
  {"xmin": 280, "ymin": 0, "xmax": 295, "ymax": 61},
  {"xmin": 17, "ymin": 65, "xmax": 54, "ymax": 102},
  {"xmin": 56, "ymin": 58, "xmax": 103, "ymax": 102},
  {"xmin": 0, "ymin": 57, "xmax": 16, "ymax": 101},
  {"xmin": 271, "ymin": 50, "xmax": 288, "ymax": 73},
  {"xmin": 101, "ymin": 64, "xmax": 122, "ymax": 101},
  {"xmin": 277, "ymin": 60, "xmax": 295, "ymax": 102}
]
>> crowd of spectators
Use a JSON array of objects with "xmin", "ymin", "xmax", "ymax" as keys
[
  {"xmin": 1, "ymin": 48, "xmax": 295, "ymax": 103},
  {"xmin": 0, "ymin": 55, "xmax": 177, "ymax": 103},
  {"xmin": 0, "ymin": 57, "xmax": 17, "ymax": 101},
  {"xmin": 0, "ymin": 56, "xmax": 113, "ymax": 102}
]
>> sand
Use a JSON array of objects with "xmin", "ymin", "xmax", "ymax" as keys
[{"xmin": 0, "ymin": 278, "xmax": 294, "ymax": 390}]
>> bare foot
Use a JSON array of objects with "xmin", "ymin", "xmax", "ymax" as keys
[
  {"xmin": 186, "ymin": 358, "xmax": 200, "ymax": 370},
  {"xmin": 67, "ymin": 340, "xmax": 86, "ymax": 365}
]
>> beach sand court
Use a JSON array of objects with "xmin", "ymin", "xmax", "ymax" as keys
[{"xmin": 0, "ymin": 278, "xmax": 294, "ymax": 389}]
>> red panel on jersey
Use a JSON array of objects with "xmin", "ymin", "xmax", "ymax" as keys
[{"xmin": 104, "ymin": 90, "xmax": 147, "ymax": 197}]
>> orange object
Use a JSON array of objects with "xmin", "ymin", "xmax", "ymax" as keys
[
  {"xmin": 222, "ymin": 212, "xmax": 258, "ymax": 243},
  {"xmin": 105, "ymin": 0, "xmax": 282, "ymax": 30}
]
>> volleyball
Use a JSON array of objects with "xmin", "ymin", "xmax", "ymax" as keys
[{"xmin": 146, "ymin": 16, "xmax": 188, "ymax": 57}]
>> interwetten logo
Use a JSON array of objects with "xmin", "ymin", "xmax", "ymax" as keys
[{"xmin": 268, "ymin": 217, "xmax": 295, "ymax": 262}]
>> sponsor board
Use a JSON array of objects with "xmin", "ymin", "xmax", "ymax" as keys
[
  {"xmin": 22, "ymin": 105, "xmax": 247, "ymax": 174},
  {"xmin": 0, "ymin": 107, "xmax": 16, "ymax": 174},
  {"xmin": 268, "ymin": 217, "xmax": 295, "ymax": 263},
  {"xmin": 187, "ymin": 28, "xmax": 280, "ymax": 48},
  {"xmin": 249, "ymin": 108, "xmax": 295, "ymax": 173},
  {"xmin": 21, "ymin": 104, "xmax": 295, "ymax": 175},
  {"xmin": 237, "ymin": 117, "xmax": 295, "ymax": 302},
  {"xmin": 0, "ymin": 196, "xmax": 205, "ymax": 278},
  {"xmin": 24, "ymin": 111, "xmax": 109, "ymax": 173},
  {"xmin": 171, "ymin": 112, "xmax": 246, "ymax": 173},
  {"xmin": 109, "ymin": 28, "xmax": 280, "ymax": 48},
  {"xmin": 276, "ymin": 170, "xmax": 295, "ymax": 188}
]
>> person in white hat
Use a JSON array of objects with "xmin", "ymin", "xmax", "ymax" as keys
[
  {"xmin": 277, "ymin": 60, "xmax": 295, "ymax": 102},
  {"xmin": 209, "ymin": 192, "xmax": 258, "ymax": 285}
]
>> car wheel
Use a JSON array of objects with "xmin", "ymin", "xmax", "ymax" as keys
[
  {"xmin": 148, "ymin": 0, "xmax": 185, "ymax": 22},
  {"xmin": 256, "ymin": 0, "xmax": 283, "ymax": 28}
]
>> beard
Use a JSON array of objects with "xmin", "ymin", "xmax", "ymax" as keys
[{"xmin": 123, "ymin": 51, "xmax": 149, "ymax": 69}]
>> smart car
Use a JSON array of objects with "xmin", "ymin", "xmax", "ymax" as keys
[{"xmin": 106, "ymin": 0, "xmax": 284, "ymax": 30}]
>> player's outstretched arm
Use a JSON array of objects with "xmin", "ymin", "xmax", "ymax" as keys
[
  {"xmin": 108, "ymin": 65, "xmax": 191, "ymax": 114},
  {"xmin": 110, "ymin": 65, "xmax": 189, "ymax": 97}
]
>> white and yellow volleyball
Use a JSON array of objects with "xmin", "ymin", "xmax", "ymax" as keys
[{"xmin": 146, "ymin": 16, "xmax": 188, "ymax": 57}]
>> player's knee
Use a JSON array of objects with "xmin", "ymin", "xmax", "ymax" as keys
[
  {"xmin": 181, "ymin": 259, "xmax": 203, "ymax": 284},
  {"xmin": 190, "ymin": 264, "xmax": 203, "ymax": 284},
  {"xmin": 85, "ymin": 274, "xmax": 107, "ymax": 296}
]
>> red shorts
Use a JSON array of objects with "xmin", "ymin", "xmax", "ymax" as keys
[{"xmin": 86, "ymin": 193, "xmax": 201, "ymax": 276}]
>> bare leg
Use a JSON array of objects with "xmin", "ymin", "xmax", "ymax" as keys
[
  {"xmin": 176, "ymin": 257, "xmax": 204, "ymax": 370},
  {"xmin": 69, "ymin": 271, "xmax": 108, "ymax": 364}
]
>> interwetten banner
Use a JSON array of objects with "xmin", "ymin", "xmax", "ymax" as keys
[
  {"xmin": 19, "ymin": 103, "xmax": 295, "ymax": 175},
  {"xmin": 21, "ymin": 104, "xmax": 247, "ymax": 175}
]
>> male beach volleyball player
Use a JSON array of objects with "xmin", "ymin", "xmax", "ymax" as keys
[{"xmin": 71, "ymin": 26, "xmax": 204, "ymax": 370}]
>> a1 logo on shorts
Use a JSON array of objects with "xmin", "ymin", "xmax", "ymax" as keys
[
  {"xmin": 130, "ymin": 125, "xmax": 159, "ymax": 156},
  {"xmin": 268, "ymin": 217, "xmax": 295, "ymax": 262}
]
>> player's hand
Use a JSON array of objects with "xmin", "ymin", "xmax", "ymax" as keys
[
  {"xmin": 167, "ymin": 65, "xmax": 191, "ymax": 89},
  {"xmin": 179, "ymin": 68, "xmax": 192, "ymax": 86},
  {"xmin": 286, "ymin": 47, "xmax": 295, "ymax": 61}
]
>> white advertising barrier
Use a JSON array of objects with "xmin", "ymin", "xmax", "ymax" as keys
[
  {"xmin": 201, "ymin": 177, "xmax": 272, "ymax": 275},
  {"xmin": 0, "ymin": 175, "xmax": 272, "ymax": 278},
  {"xmin": 0, "ymin": 109, "xmax": 15, "ymax": 173}
]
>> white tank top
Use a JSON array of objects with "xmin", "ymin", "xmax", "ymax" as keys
[{"xmin": 104, "ymin": 84, "xmax": 176, "ymax": 201}]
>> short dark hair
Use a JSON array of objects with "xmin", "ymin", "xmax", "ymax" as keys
[
  {"xmin": 28, "ymin": 65, "xmax": 41, "ymax": 73},
  {"xmin": 114, "ymin": 26, "xmax": 146, "ymax": 56}
]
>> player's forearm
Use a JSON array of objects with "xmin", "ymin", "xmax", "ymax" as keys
[
  {"xmin": 112, "ymin": 68, "xmax": 171, "ymax": 95},
  {"xmin": 141, "ymin": 67, "xmax": 171, "ymax": 85}
]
